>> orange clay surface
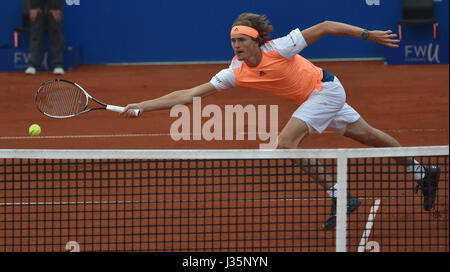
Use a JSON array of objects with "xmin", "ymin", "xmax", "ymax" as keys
[
  {"xmin": 0, "ymin": 61, "xmax": 448, "ymax": 149},
  {"xmin": 0, "ymin": 61, "xmax": 448, "ymax": 252}
]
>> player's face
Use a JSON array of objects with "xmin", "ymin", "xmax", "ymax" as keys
[{"xmin": 231, "ymin": 34, "xmax": 259, "ymax": 61}]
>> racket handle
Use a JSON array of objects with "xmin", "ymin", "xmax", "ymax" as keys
[{"xmin": 106, "ymin": 105, "xmax": 140, "ymax": 116}]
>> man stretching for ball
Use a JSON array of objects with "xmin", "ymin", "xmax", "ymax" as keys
[{"xmin": 121, "ymin": 13, "xmax": 440, "ymax": 230}]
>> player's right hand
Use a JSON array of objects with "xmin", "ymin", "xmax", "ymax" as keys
[{"xmin": 121, "ymin": 104, "xmax": 142, "ymax": 118}]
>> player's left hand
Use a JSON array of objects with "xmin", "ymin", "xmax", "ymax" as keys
[{"xmin": 368, "ymin": 30, "xmax": 400, "ymax": 48}]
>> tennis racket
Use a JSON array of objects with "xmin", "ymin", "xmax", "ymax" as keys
[{"xmin": 35, "ymin": 78, "xmax": 140, "ymax": 119}]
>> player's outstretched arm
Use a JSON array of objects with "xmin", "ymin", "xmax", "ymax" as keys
[
  {"xmin": 121, "ymin": 82, "xmax": 217, "ymax": 117},
  {"xmin": 301, "ymin": 21, "xmax": 400, "ymax": 48}
]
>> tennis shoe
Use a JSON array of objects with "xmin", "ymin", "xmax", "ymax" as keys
[
  {"xmin": 323, "ymin": 193, "xmax": 361, "ymax": 231},
  {"xmin": 416, "ymin": 166, "xmax": 440, "ymax": 211},
  {"xmin": 53, "ymin": 67, "xmax": 65, "ymax": 75},
  {"xmin": 25, "ymin": 66, "xmax": 37, "ymax": 75}
]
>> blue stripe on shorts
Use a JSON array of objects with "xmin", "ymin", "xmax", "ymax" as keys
[{"xmin": 322, "ymin": 69, "xmax": 335, "ymax": 82}]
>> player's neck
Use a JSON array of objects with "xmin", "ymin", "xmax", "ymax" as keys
[{"xmin": 244, "ymin": 50, "xmax": 262, "ymax": 67}]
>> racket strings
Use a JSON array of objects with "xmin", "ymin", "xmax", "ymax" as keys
[{"xmin": 36, "ymin": 81, "xmax": 87, "ymax": 117}]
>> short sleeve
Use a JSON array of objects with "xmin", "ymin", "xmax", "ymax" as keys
[
  {"xmin": 210, "ymin": 67, "xmax": 236, "ymax": 90},
  {"xmin": 269, "ymin": 28, "xmax": 308, "ymax": 59}
]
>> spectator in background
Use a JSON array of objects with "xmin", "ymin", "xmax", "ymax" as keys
[{"xmin": 25, "ymin": 0, "xmax": 65, "ymax": 75}]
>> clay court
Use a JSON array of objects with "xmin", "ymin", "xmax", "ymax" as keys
[
  {"xmin": 0, "ymin": 61, "xmax": 448, "ymax": 252},
  {"xmin": 0, "ymin": 61, "xmax": 448, "ymax": 149}
]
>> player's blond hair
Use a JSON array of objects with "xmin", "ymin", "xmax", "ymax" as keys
[{"xmin": 232, "ymin": 13, "xmax": 274, "ymax": 45}]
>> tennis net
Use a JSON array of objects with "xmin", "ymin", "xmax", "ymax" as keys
[{"xmin": 0, "ymin": 146, "xmax": 448, "ymax": 252}]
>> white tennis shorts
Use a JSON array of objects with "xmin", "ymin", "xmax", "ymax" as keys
[{"xmin": 292, "ymin": 76, "xmax": 360, "ymax": 134}]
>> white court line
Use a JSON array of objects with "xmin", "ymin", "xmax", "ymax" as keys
[
  {"xmin": 0, "ymin": 197, "xmax": 332, "ymax": 207},
  {"xmin": 358, "ymin": 198, "xmax": 381, "ymax": 252},
  {"xmin": 0, "ymin": 133, "xmax": 174, "ymax": 140},
  {"xmin": 0, "ymin": 128, "xmax": 446, "ymax": 141},
  {"xmin": 0, "ymin": 195, "xmax": 419, "ymax": 208}
]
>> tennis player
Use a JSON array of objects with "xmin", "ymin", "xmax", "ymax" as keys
[{"xmin": 122, "ymin": 13, "xmax": 440, "ymax": 230}]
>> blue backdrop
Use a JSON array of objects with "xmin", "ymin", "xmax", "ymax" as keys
[{"xmin": 1, "ymin": 0, "xmax": 448, "ymax": 64}]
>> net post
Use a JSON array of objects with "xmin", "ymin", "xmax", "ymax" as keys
[{"xmin": 336, "ymin": 151, "xmax": 347, "ymax": 252}]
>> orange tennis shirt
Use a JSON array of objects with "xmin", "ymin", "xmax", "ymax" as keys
[{"xmin": 210, "ymin": 28, "xmax": 324, "ymax": 105}]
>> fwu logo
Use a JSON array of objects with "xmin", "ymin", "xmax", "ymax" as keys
[
  {"xmin": 14, "ymin": 51, "xmax": 49, "ymax": 69},
  {"xmin": 66, "ymin": 0, "xmax": 80, "ymax": 6},
  {"xmin": 405, "ymin": 42, "xmax": 440, "ymax": 63},
  {"xmin": 384, "ymin": 40, "xmax": 448, "ymax": 65}
]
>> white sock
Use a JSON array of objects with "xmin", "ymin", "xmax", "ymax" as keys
[
  {"xmin": 407, "ymin": 160, "xmax": 425, "ymax": 180},
  {"xmin": 327, "ymin": 184, "xmax": 338, "ymax": 198}
]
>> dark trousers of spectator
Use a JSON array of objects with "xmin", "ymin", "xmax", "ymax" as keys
[{"xmin": 29, "ymin": 9, "xmax": 64, "ymax": 69}]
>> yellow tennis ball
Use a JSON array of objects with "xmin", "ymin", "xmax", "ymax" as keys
[{"xmin": 29, "ymin": 124, "xmax": 41, "ymax": 136}]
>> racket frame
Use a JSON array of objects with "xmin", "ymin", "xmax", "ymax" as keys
[{"xmin": 35, "ymin": 78, "xmax": 135, "ymax": 119}]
